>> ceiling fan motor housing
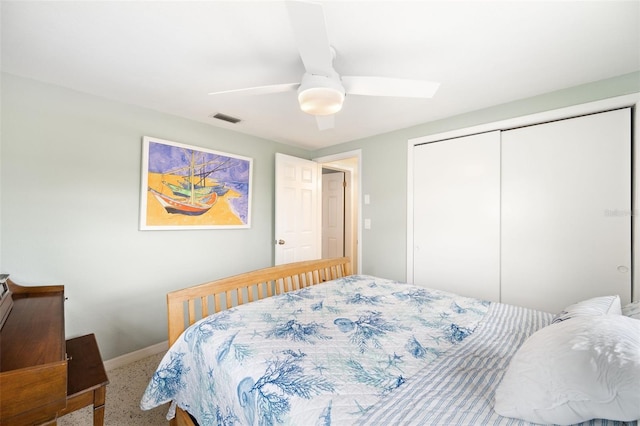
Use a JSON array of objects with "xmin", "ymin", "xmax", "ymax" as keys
[{"xmin": 297, "ymin": 73, "xmax": 346, "ymax": 116}]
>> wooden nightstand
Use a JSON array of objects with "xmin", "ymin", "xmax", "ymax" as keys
[{"xmin": 58, "ymin": 334, "xmax": 109, "ymax": 425}]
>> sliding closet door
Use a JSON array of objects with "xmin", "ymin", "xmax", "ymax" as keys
[
  {"xmin": 501, "ymin": 109, "xmax": 631, "ymax": 313},
  {"xmin": 413, "ymin": 131, "xmax": 500, "ymax": 301}
]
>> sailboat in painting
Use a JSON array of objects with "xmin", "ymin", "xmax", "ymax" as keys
[
  {"xmin": 149, "ymin": 188, "xmax": 217, "ymax": 216},
  {"xmin": 149, "ymin": 151, "xmax": 225, "ymax": 216},
  {"xmin": 162, "ymin": 180, "xmax": 229, "ymax": 199}
]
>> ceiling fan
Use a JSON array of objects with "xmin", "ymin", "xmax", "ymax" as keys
[{"xmin": 208, "ymin": 0, "xmax": 440, "ymax": 130}]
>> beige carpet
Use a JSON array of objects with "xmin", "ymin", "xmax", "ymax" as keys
[{"xmin": 58, "ymin": 351, "xmax": 170, "ymax": 425}]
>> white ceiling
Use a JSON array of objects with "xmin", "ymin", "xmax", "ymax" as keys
[{"xmin": 1, "ymin": 1, "xmax": 639, "ymax": 150}]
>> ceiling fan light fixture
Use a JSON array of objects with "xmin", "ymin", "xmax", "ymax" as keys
[
  {"xmin": 297, "ymin": 73, "xmax": 345, "ymax": 116},
  {"xmin": 298, "ymin": 87, "xmax": 344, "ymax": 115}
]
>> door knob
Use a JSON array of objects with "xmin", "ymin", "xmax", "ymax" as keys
[{"xmin": 277, "ymin": 239, "xmax": 285, "ymax": 245}]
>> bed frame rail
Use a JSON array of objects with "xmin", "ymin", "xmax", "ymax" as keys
[{"xmin": 167, "ymin": 257, "xmax": 351, "ymax": 346}]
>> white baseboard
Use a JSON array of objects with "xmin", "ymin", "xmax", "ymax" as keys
[{"xmin": 103, "ymin": 340, "xmax": 168, "ymax": 371}]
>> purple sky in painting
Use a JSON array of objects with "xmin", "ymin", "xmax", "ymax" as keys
[{"xmin": 147, "ymin": 140, "xmax": 250, "ymax": 184}]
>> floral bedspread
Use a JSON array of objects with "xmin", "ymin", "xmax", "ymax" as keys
[{"xmin": 140, "ymin": 275, "xmax": 490, "ymax": 425}]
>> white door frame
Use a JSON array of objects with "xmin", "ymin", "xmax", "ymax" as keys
[
  {"xmin": 407, "ymin": 93, "xmax": 640, "ymax": 300},
  {"xmin": 314, "ymin": 149, "xmax": 362, "ymax": 274}
]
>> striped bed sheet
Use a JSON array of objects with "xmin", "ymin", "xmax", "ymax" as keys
[{"xmin": 357, "ymin": 302, "xmax": 636, "ymax": 426}]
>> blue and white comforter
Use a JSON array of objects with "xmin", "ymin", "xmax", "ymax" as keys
[{"xmin": 140, "ymin": 275, "xmax": 490, "ymax": 425}]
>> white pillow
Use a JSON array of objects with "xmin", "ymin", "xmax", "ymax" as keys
[
  {"xmin": 622, "ymin": 301, "xmax": 640, "ymax": 320},
  {"xmin": 552, "ymin": 295, "xmax": 622, "ymax": 324},
  {"xmin": 494, "ymin": 315, "xmax": 640, "ymax": 425}
]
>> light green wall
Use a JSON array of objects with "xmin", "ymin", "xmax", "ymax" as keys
[
  {"xmin": 315, "ymin": 71, "xmax": 640, "ymax": 282},
  {"xmin": 0, "ymin": 73, "xmax": 308, "ymax": 359},
  {"xmin": 2, "ymin": 71, "xmax": 638, "ymax": 359}
]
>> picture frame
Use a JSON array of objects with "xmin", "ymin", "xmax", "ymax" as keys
[
  {"xmin": 140, "ymin": 136, "xmax": 253, "ymax": 230},
  {"xmin": 0, "ymin": 274, "xmax": 13, "ymax": 330}
]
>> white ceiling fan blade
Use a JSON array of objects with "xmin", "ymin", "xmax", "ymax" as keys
[
  {"xmin": 286, "ymin": 0, "xmax": 334, "ymax": 76},
  {"xmin": 208, "ymin": 83, "xmax": 299, "ymax": 96},
  {"xmin": 342, "ymin": 76, "xmax": 440, "ymax": 98},
  {"xmin": 315, "ymin": 114, "xmax": 335, "ymax": 131}
]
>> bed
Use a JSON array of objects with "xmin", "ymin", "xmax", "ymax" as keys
[{"xmin": 141, "ymin": 257, "xmax": 640, "ymax": 426}]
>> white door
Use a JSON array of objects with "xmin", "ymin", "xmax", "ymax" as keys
[
  {"xmin": 275, "ymin": 153, "xmax": 320, "ymax": 265},
  {"xmin": 501, "ymin": 108, "xmax": 631, "ymax": 312},
  {"xmin": 412, "ymin": 131, "xmax": 501, "ymax": 301},
  {"xmin": 322, "ymin": 171, "xmax": 345, "ymax": 258}
]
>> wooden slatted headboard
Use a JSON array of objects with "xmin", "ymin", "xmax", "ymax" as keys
[{"xmin": 166, "ymin": 257, "xmax": 351, "ymax": 346}]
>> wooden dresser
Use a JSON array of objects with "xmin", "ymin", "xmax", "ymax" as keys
[{"xmin": 0, "ymin": 280, "xmax": 108, "ymax": 426}]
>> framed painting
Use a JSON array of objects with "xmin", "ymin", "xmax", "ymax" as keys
[{"xmin": 140, "ymin": 136, "xmax": 253, "ymax": 230}]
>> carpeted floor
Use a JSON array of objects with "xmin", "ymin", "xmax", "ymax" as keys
[{"xmin": 58, "ymin": 351, "xmax": 170, "ymax": 425}]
